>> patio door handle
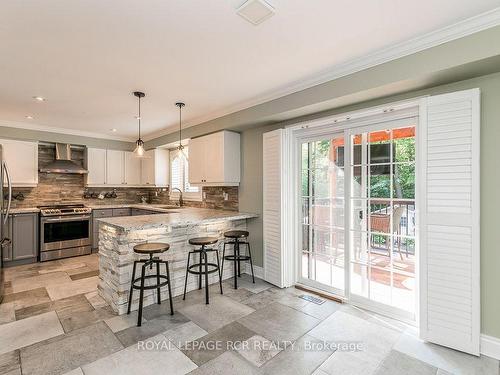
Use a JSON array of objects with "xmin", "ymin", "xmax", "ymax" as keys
[{"xmin": 359, "ymin": 210, "xmax": 363, "ymax": 220}]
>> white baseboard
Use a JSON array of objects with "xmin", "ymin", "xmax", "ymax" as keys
[
  {"xmin": 481, "ymin": 334, "xmax": 500, "ymax": 360},
  {"xmin": 243, "ymin": 264, "xmax": 264, "ymax": 280}
]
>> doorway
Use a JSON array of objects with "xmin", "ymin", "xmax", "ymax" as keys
[{"xmin": 296, "ymin": 117, "xmax": 417, "ymax": 323}]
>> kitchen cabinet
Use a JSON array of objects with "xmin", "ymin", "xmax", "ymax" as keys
[
  {"xmin": 0, "ymin": 138, "xmax": 38, "ymax": 187},
  {"xmin": 86, "ymin": 148, "xmax": 166, "ymax": 187},
  {"xmin": 188, "ymin": 131, "xmax": 240, "ymax": 186},
  {"xmin": 86, "ymin": 148, "xmax": 107, "ymax": 185},
  {"xmin": 106, "ymin": 150, "xmax": 125, "ymax": 185},
  {"xmin": 3, "ymin": 213, "xmax": 38, "ymax": 263},
  {"xmin": 140, "ymin": 148, "xmax": 169, "ymax": 187},
  {"xmin": 124, "ymin": 151, "xmax": 142, "ymax": 185}
]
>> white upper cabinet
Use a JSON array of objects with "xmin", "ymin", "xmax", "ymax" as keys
[
  {"xmin": 140, "ymin": 148, "xmax": 169, "ymax": 187},
  {"xmin": 188, "ymin": 131, "xmax": 240, "ymax": 186},
  {"xmin": 106, "ymin": 150, "xmax": 125, "ymax": 185},
  {"xmin": 86, "ymin": 147, "xmax": 168, "ymax": 187},
  {"xmin": 0, "ymin": 139, "xmax": 38, "ymax": 187},
  {"xmin": 86, "ymin": 148, "xmax": 107, "ymax": 185},
  {"xmin": 124, "ymin": 151, "xmax": 141, "ymax": 185}
]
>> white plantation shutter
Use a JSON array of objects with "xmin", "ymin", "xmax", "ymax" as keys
[
  {"xmin": 263, "ymin": 129, "xmax": 288, "ymax": 288},
  {"xmin": 170, "ymin": 156, "xmax": 182, "ymax": 191},
  {"xmin": 419, "ymin": 88, "xmax": 480, "ymax": 355}
]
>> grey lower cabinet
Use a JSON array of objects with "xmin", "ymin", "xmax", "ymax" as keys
[{"xmin": 3, "ymin": 213, "xmax": 38, "ymax": 264}]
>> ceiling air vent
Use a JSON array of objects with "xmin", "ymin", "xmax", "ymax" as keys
[{"xmin": 237, "ymin": 0, "xmax": 275, "ymax": 25}]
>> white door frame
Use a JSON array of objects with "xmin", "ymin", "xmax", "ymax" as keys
[{"xmin": 286, "ymin": 102, "xmax": 420, "ymax": 320}]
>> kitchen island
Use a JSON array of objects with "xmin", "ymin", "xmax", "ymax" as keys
[{"xmin": 96, "ymin": 207, "xmax": 257, "ymax": 314}]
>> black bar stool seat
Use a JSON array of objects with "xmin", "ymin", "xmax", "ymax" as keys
[
  {"xmin": 127, "ymin": 242, "xmax": 174, "ymax": 327},
  {"xmin": 183, "ymin": 236, "xmax": 223, "ymax": 304},
  {"xmin": 221, "ymin": 230, "xmax": 255, "ymax": 289},
  {"xmin": 188, "ymin": 237, "xmax": 219, "ymax": 246}
]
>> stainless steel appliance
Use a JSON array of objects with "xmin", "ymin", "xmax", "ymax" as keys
[
  {"xmin": 39, "ymin": 204, "xmax": 92, "ymax": 261},
  {"xmin": 39, "ymin": 143, "xmax": 88, "ymax": 174},
  {"xmin": 1, "ymin": 145, "xmax": 13, "ymax": 302}
]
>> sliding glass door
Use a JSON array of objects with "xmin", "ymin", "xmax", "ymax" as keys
[
  {"xmin": 347, "ymin": 120, "xmax": 417, "ymax": 321},
  {"xmin": 296, "ymin": 116, "xmax": 417, "ymax": 322},
  {"xmin": 299, "ymin": 133, "xmax": 346, "ymax": 296}
]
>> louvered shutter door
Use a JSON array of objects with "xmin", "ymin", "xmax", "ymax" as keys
[
  {"xmin": 419, "ymin": 88, "xmax": 480, "ymax": 355},
  {"xmin": 263, "ymin": 129, "xmax": 285, "ymax": 287}
]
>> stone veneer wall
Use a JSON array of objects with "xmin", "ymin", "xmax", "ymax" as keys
[
  {"xmin": 7, "ymin": 144, "xmax": 239, "ymax": 210},
  {"xmin": 98, "ymin": 219, "xmax": 247, "ymax": 314}
]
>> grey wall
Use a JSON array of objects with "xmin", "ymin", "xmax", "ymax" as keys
[{"xmin": 237, "ymin": 71, "xmax": 500, "ymax": 338}]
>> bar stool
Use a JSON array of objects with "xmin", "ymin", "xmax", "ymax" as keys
[
  {"xmin": 221, "ymin": 230, "xmax": 255, "ymax": 289},
  {"xmin": 127, "ymin": 242, "xmax": 173, "ymax": 327},
  {"xmin": 183, "ymin": 237, "xmax": 223, "ymax": 304}
]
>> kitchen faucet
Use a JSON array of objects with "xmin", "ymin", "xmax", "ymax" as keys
[{"xmin": 171, "ymin": 188, "xmax": 183, "ymax": 207}]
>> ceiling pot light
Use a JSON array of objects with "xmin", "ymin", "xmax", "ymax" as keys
[
  {"xmin": 237, "ymin": 0, "xmax": 275, "ymax": 25},
  {"xmin": 26, "ymin": 115, "xmax": 34, "ymax": 120},
  {"xmin": 33, "ymin": 96, "xmax": 46, "ymax": 102},
  {"xmin": 132, "ymin": 91, "xmax": 147, "ymax": 158},
  {"xmin": 111, "ymin": 128, "xmax": 117, "ymax": 132},
  {"xmin": 175, "ymin": 102, "xmax": 186, "ymax": 152}
]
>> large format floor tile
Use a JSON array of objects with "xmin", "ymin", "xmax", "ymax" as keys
[
  {"xmin": 59, "ymin": 305, "xmax": 116, "ymax": 333},
  {"xmin": 374, "ymin": 350, "xmax": 437, "ymax": 375},
  {"xmin": 163, "ymin": 321, "xmax": 208, "ymax": 348},
  {"xmin": 82, "ymin": 333, "xmax": 197, "ymax": 375},
  {"xmin": 20, "ymin": 322, "xmax": 123, "ymax": 375},
  {"xmin": 182, "ymin": 321, "xmax": 255, "ymax": 366},
  {"xmin": 9, "ymin": 272, "xmax": 72, "ymax": 294},
  {"xmin": 15, "ymin": 294, "xmax": 93, "ymax": 321},
  {"xmin": 236, "ymin": 335, "xmax": 281, "ymax": 367},
  {"xmin": 0, "ymin": 350, "xmax": 21, "ymax": 375},
  {"xmin": 0, "ymin": 311, "xmax": 64, "ymax": 355},
  {"xmin": 394, "ymin": 329, "xmax": 500, "ymax": 375},
  {"xmin": 259, "ymin": 334, "xmax": 336, "ymax": 375},
  {"xmin": 311, "ymin": 310, "xmax": 401, "ymax": 375},
  {"xmin": 0, "ymin": 302, "xmax": 16, "ymax": 324},
  {"xmin": 115, "ymin": 313, "xmax": 190, "ymax": 347},
  {"xmin": 45, "ymin": 276, "xmax": 99, "ymax": 301},
  {"xmin": 2, "ymin": 287, "xmax": 52, "ymax": 310},
  {"xmin": 179, "ymin": 295, "xmax": 255, "ymax": 332},
  {"xmin": 238, "ymin": 302, "xmax": 320, "ymax": 343},
  {"xmin": 187, "ymin": 351, "xmax": 258, "ymax": 375}
]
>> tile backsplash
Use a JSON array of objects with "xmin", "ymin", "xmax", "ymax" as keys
[{"xmin": 5, "ymin": 144, "xmax": 238, "ymax": 211}]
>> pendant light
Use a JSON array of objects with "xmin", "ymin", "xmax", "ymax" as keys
[
  {"xmin": 175, "ymin": 102, "xmax": 186, "ymax": 152},
  {"xmin": 133, "ymin": 91, "xmax": 146, "ymax": 157}
]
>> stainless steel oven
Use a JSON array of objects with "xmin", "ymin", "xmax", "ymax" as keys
[{"xmin": 39, "ymin": 204, "xmax": 91, "ymax": 261}]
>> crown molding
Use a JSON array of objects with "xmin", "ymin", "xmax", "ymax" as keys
[
  {"xmin": 0, "ymin": 120, "xmax": 134, "ymax": 142},
  {"xmin": 145, "ymin": 7, "xmax": 500, "ymax": 141}
]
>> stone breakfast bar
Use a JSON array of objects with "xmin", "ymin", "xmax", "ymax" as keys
[{"xmin": 96, "ymin": 207, "xmax": 258, "ymax": 314}]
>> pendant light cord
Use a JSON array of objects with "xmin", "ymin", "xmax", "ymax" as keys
[
  {"xmin": 179, "ymin": 105, "xmax": 182, "ymax": 145},
  {"xmin": 138, "ymin": 96, "xmax": 141, "ymax": 140}
]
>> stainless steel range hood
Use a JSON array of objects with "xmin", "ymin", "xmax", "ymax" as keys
[{"xmin": 39, "ymin": 143, "xmax": 88, "ymax": 174}]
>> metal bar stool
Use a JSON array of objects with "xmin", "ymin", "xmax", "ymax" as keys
[
  {"xmin": 221, "ymin": 230, "xmax": 255, "ymax": 289},
  {"xmin": 183, "ymin": 237, "xmax": 223, "ymax": 304},
  {"xmin": 127, "ymin": 242, "xmax": 173, "ymax": 326}
]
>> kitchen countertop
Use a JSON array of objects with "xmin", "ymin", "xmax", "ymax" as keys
[
  {"xmin": 98, "ymin": 207, "xmax": 257, "ymax": 231},
  {"xmin": 9, "ymin": 207, "xmax": 40, "ymax": 214},
  {"xmin": 86, "ymin": 203, "xmax": 180, "ymax": 212},
  {"xmin": 7, "ymin": 203, "xmax": 180, "ymax": 215}
]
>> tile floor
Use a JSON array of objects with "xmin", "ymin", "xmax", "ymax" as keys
[{"xmin": 0, "ymin": 254, "xmax": 498, "ymax": 375}]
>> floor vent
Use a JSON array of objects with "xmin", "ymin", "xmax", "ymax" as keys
[{"xmin": 299, "ymin": 295, "xmax": 325, "ymax": 305}]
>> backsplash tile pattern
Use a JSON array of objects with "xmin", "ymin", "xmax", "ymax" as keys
[{"xmin": 6, "ymin": 144, "xmax": 238, "ymax": 211}]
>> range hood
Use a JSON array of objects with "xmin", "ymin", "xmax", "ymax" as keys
[{"xmin": 39, "ymin": 143, "xmax": 88, "ymax": 174}]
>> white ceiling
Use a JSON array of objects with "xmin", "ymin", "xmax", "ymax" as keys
[{"xmin": 0, "ymin": 0, "xmax": 498, "ymax": 141}]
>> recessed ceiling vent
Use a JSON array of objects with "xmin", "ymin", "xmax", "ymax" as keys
[{"xmin": 237, "ymin": 0, "xmax": 275, "ymax": 25}]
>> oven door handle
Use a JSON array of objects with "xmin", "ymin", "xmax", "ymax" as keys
[{"xmin": 42, "ymin": 216, "xmax": 91, "ymax": 223}]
